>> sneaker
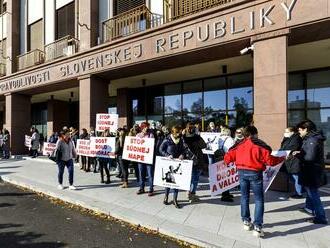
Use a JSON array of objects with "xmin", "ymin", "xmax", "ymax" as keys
[
  {"xmin": 148, "ymin": 191, "xmax": 154, "ymax": 197},
  {"xmin": 136, "ymin": 189, "xmax": 145, "ymax": 195},
  {"xmin": 243, "ymin": 220, "xmax": 253, "ymax": 231},
  {"xmin": 306, "ymin": 218, "xmax": 328, "ymax": 225},
  {"xmin": 57, "ymin": 184, "xmax": 64, "ymax": 190},
  {"xmin": 253, "ymin": 226, "xmax": 264, "ymax": 238},
  {"xmin": 68, "ymin": 185, "xmax": 77, "ymax": 190},
  {"xmin": 298, "ymin": 207, "xmax": 314, "ymax": 216}
]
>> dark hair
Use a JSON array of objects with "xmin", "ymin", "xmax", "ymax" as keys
[
  {"xmin": 185, "ymin": 121, "xmax": 194, "ymax": 127},
  {"xmin": 243, "ymin": 126, "xmax": 258, "ymax": 137},
  {"xmin": 297, "ymin": 120, "xmax": 316, "ymax": 132},
  {"xmin": 171, "ymin": 125, "xmax": 182, "ymax": 134}
]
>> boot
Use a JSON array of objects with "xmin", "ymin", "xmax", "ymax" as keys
[
  {"xmin": 173, "ymin": 196, "xmax": 181, "ymax": 209},
  {"xmin": 121, "ymin": 182, "xmax": 128, "ymax": 188},
  {"xmin": 100, "ymin": 177, "xmax": 105, "ymax": 184},
  {"xmin": 163, "ymin": 194, "xmax": 169, "ymax": 205},
  {"xmin": 105, "ymin": 177, "xmax": 111, "ymax": 184}
]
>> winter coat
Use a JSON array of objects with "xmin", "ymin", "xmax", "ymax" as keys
[
  {"xmin": 183, "ymin": 134, "xmax": 208, "ymax": 170},
  {"xmin": 297, "ymin": 131, "xmax": 327, "ymax": 188},
  {"xmin": 31, "ymin": 132, "xmax": 40, "ymax": 150},
  {"xmin": 159, "ymin": 136, "xmax": 188, "ymax": 159},
  {"xmin": 115, "ymin": 136, "xmax": 125, "ymax": 156},
  {"xmin": 280, "ymin": 133, "xmax": 302, "ymax": 174},
  {"xmin": 224, "ymin": 137, "xmax": 285, "ymax": 172},
  {"xmin": 56, "ymin": 138, "xmax": 77, "ymax": 162},
  {"xmin": 79, "ymin": 133, "xmax": 89, "ymax": 140},
  {"xmin": 155, "ymin": 131, "xmax": 166, "ymax": 156},
  {"xmin": 2, "ymin": 133, "xmax": 10, "ymax": 151}
]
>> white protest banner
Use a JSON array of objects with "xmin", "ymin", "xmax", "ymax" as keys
[
  {"xmin": 263, "ymin": 150, "xmax": 290, "ymax": 193},
  {"xmin": 153, "ymin": 156, "xmax": 193, "ymax": 191},
  {"xmin": 209, "ymin": 161, "xmax": 239, "ymax": 197},
  {"xmin": 0, "ymin": 138, "xmax": 3, "ymax": 147},
  {"xmin": 200, "ymin": 132, "xmax": 221, "ymax": 154},
  {"xmin": 90, "ymin": 137, "xmax": 116, "ymax": 158},
  {"xmin": 95, "ymin": 114, "xmax": 118, "ymax": 133},
  {"xmin": 76, "ymin": 139, "xmax": 95, "ymax": 157},
  {"xmin": 42, "ymin": 142, "xmax": 57, "ymax": 156},
  {"xmin": 122, "ymin": 136, "xmax": 155, "ymax": 164},
  {"xmin": 25, "ymin": 135, "xmax": 32, "ymax": 148}
]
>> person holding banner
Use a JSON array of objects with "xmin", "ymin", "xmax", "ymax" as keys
[
  {"xmin": 159, "ymin": 125, "xmax": 188, "ymax": 208},
  {"xmin": 56, "ymin": 130, "xmax": 77, "ymax": 190},
  {"xmin": 2, "ymin": 129, "xmax": 10, "ymax": 159},
  {"xmin": 30, "ymin": 127, "xmax": 40, "ymax": 158},
  {"xmin": 79, "ymin": 128, "xmax": 89, "ymax": 171},
  {"xmin": 224, "ymin": 126, "xmax": 285, "ymax": 238},
  {"xmin": 97, "ymin": 129, "xmax": 111, "ymax": 184},
  {"xmin": 116, "ymin": 128, "xmax": 129, "ymax": 188},
  {"xmin": 88, "ymin": 127, "xmax": 97, "ymax": 173},
  {"xmin": 136, "ymin": 122, "xmax": 155, "ymax": 196}
]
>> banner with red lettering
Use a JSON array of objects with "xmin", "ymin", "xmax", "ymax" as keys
[
  {"xmin": 153, "ymin": 156, "xmax": 193, "ymax": 190},
  {"xmin": 95, "ymin": 114, "xmax": 118, "ymax": 133},
  {"xmin": 42, "ymin": 142, "xmax": 57, "ymax": 156},
  {"xmin": 90, "ymin": 137, "xmax": 116, "ymax": 158},
  {"xmin": 25, "ymin": 135, "xmax": 32, "ymax": 148},
  {"xmin": 122, "ymin": 137, "xmax": 155, "ymax": 164},
  {"xmin": 76, "ymin": 139, "xmax": 95, "ymax": 157},
  {"xmin": 209, "ymin": 161, "xmax": 239, "ymax": 197}
]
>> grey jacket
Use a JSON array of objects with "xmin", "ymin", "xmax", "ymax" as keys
[{"xmin": 56, "ymin": 139, "xmax": 77, "ymax": 162}]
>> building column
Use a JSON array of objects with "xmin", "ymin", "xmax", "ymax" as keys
[
  {"xmin": 6, "ymin": 0, "xmax": 20, "ymax": 75},
  {"xmin": 79, "ymin": 75, "xmax": 109, "ymax": 130},
  {"xmin": 78, "ymin": 0, "xmax": 99, "ymax": 51},
  {"xmin": 117, "ymin": 88, "xmax": 132, "ymax": 128},
  {"xmin": 253, "ymin": 35, "xmax": 288, "ymax": 150},
  {"xmin": 4, "ymin": 93, "xmax": 31, "ymax": 155},
  {"xmin": 47, "ymin": 100, "xmax": 70, "ymax": 138}
]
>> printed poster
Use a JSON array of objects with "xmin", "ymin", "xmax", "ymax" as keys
[
  {"xmin": 42, "ymin": 142, "xmax": 57, "ymax": 156},
  {"xmin": 95, "ymin": 113, "xmax": 118, "ymax": 133},
  {"xmin": 122, "ymin": 137, "xmax": 155, "ymax": 164},
  {"xmin": 25, "ymin": 135, "xmax": 32, "ymax": 148},
  {"xmin": 200, "ymin": 132, "xmax": 221, "ymax": 154},
  {"xmin": 90, "ymin": 137, "xmax": 116, "ymax": 158},
  {"xmin": 153, "ymin": 156, "xmax": 193, "ymax": 191},
  {"xmin": 76, "ymin": 139, "xmax": 95, "ymax": 157}
]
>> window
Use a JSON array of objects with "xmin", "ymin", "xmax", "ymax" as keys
[
  {"xmin": 204, "ymin": 77, "xmax": 226, "ymax": 112},
  {"xmin": 0, "ymin": 0, "xmax": 6, "ymax": 14},
  {"xmin": 56, "ymin": 2, "xmax": 75, "ymax": 39},
  {"xmin": 28, "ymin": 19, "xmax": 43, "ymax": 51},
  {"xmin": 307, "ymin": 71, "xmax": 330, "ymax": 108},
  {"xmin": 114, "ymin": 0, "xmax": 145, "ymax": 15},
  {"xmin": 164, "ymin": 83, "xmax": 181, "ymax": 114}
]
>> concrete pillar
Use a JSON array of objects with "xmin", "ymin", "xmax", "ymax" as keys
[
  {"xmin": 6, "ymin": 0, "xmax": 20, "ymax": 75},
  {"xmin": 78, "ymin": 0, "xmax": 99, "ymax": 50},
  {"xmin": 47, "ymin": 100, "xmax": 70, "ymax": 138},
  {"xmin": 79, "ymin": 75, "xmax": 108, "ymax": 130},
  {"xmin": 117, "ymin": 88, "xmax": 132, "ymax": 128},
  {"xmin": 4, "ymin": 93, "xmax": 31, "ymax": 155},
  {"xmin": 253, "ymin": 35, "xmax": 288, "ymax": 150}
]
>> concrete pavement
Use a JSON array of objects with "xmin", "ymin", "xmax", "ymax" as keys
[{"xmin": 0, "ymin": 158, "xmax": 329, "ymax": 248}]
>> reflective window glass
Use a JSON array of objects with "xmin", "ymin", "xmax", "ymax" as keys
[
  {"xmin": 307, "ymin": 71, "xmax": 330, "ymax": 108},
  {"xmin": 288, "ymin": 73, "xmax": 305, "ymax": 109},
  {"xmin": 204, "ymin": 77, "xmax": 226, "ymax": 112},
  {"xmin": 182, "ymin": 80, "xmax": 202, "ymax": 113},
  {"xmin": 164, "ymin": 84, "xmax": 181, "ymax": 114},
  {"xmin": 227, "ymin": 73, "xmax": 253, "ymax": 110}
]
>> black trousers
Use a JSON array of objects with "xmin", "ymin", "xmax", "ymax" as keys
[
  {"xmin": 99, "ymin": 160, "xmax": 110, "ymax": 181},
  {"xmin": 117, "ymin": 156, "xmax": 129, "ymax": 182}
]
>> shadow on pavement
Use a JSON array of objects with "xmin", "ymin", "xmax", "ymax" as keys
[
  {"xmin": 0, "ymin": 192, "xmax": 35, "ymax": 197},
  {"xmin": 0, "ymin": 203, "xmax": 15, "ymax": 208}
]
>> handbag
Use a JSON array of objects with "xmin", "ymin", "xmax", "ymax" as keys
[{"xmin": 49, "ymin": 144, "xmax": 62, "ymax": 163}]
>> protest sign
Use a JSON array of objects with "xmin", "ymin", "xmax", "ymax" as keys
[
  {"xmin": 76, "ymin": 139, "xmax": 95, "ymax": 157},
  {"xmin": 209, "ymin": 161, "xmax": 239, "ymax": 196},
  {"xmin": 42, "ymin": 142, "xmax": 57, "ymax": 156},
  {"xmin": 25, "ymin": 135, "xmax": 31, "ymax": 148},
  {"xmin": 95, "ymin": 114, "xmax": 118, "ymax": 133},
  {"xmin": 153, "ymin": 156, "xmax": 193, "ymax": 191},
  {"xmin": 0, "ymin": 138, "xmax": 3, "ymax": 147},
  {"xmin": 263, "ymin": 150, "xmax": 290, "ymax": 192},
  {"xmin": 200, "ymin": 132, "xmax": 221, "ymax": 154},
  {"xmin": 90, "ymin": 137, "xmax": 116, "ymax": 158},
  {"xmin": 122, "ymin": 137, "xmax": 155, "ymax": 164}
]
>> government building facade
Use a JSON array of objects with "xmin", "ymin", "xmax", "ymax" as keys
[{"xmin": 0, "ymin": 0, "xmax": 330, "ymax": 163}]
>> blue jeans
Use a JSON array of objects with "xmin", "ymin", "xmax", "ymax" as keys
[
  {"xmin": 290, "ymin": 174, "xmax": 303, "ymax": 195},
  {"xmin": 305, "ymin": 186, "xmax": 327, "ymax": 222},
  {"xmin": 165, "ymin": 187, "xmax": 178, "ymax": 198},
  {"xmin": 238, "ymin": 170, "xmax": 264, "ymax": 228},
  {"xmin": 138, "ymin": 163, "xmax": 154, "ymax": 192},
  {"xmin": 190, "ymin": 167, "xmax": 202, "ymax": 194},
  {"xmin": 58, "ymin": 159, "xmax": 74, "ymax": 185},
  {"xmin": 208, "ymin": 154, "xmax": 215, "ymax": 165}
]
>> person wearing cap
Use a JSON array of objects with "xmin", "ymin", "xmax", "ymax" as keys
[{"xmin": 136, "ymin": 122, "xmax": 155, "ymax": 196}]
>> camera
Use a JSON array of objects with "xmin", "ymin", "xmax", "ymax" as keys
[{"xmin": 240, "ymin": 45, "xmax": 254, "ymax": 55}]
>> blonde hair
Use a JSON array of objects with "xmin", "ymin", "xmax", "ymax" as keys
[{"xmin": 220, "ymin": 127, "xmax": 231, "ymax": 136}]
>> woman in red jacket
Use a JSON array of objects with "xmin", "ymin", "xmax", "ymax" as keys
[{"xmin": 224, "ymin": 126, "xmax": 285, "ymax": 238}]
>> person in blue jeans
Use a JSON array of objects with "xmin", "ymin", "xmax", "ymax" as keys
[
  {"xmin": 293, "ymin": 120, "xmax": 328, "ymax": 225},
  {"xmin": 224, "ymin": 126, "xmax": 285, "ymax": 238}
]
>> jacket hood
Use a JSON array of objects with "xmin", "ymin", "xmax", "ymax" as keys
[{"xmin": 307, "ymin": 131, "xmax": 326, "ymax": 141}]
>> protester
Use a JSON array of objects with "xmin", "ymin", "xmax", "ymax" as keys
[
  {"xmin": 48, "ymin": 132, "xmax": 58, "ymax": 144},
  {"xmin": 206, "ymin": 121, "xmax": 219, "ymax": 165},
  {"xmin": 0, "ymin": 129, "xmax": 3, "ymax": 158},
  {"xmin": 182, "ymin": 122, "xmax": 207, "ymax": 203},
  {"xmin": 2, "ymin": 129, "xmax": 10, "ymax": 159},
  {"xmin": 30, "ymin": 127, "xmax": 40, "ymax": 158},
  {"xmin": 224, "ymin": 126, "xmax": 286, "ymax": 237},
  {"xmin": 97, "ymin": 129, "xmax": 111, "ymax": 184},
  {"xmin": 234, "ymin": 127, "xmax": 244, "ymax": 144},
  {"xmin": 159, "ymin": 125, "xmax": 188, "ymax": 208},
  {"xmin": 293, "ymin": 120, "xmax": 328, "ymax": 225},
  {"xmin": 280, "ymin": 127, "xmax": 303, "ymax": 199},
  {"xmin": 79, "ymin": 128, "xmax": 89, "ymax": 171},
  {"xmin": 116, "ymin": 128, "xmax": 129, "ymax": 188},
  {"xmin": 88, "ymin": 127, "xmax": 97, "ymax": 173},
  {"xmin": 56, "ymin": 130, "xmax": 77, "ymax": 190},
  {"xmin": 128, "ymin": 124, "xmax": 140, "ymax": 183},
  {"xmin": 136, "ymin": 122, "xmax": 154, "ymax": 196}
]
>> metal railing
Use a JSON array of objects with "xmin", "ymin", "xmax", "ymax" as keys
[
  {"xmin": 103, "ymin": 4, "xmax": 163, "ymax": 42},
  {"xmin": 17, "ymin": 49, "xmax": 45, "ymax": 71},
  {"xmin": 44, "ymin": 35, "xmax": 79, "ymax": 62},
  {"xmin": 171, "ymin": 0, "xmax": 234, "ymax": 20},
  {"xmin": 0, "ymin": 63, "xmax": 5, "ymax": 77}
]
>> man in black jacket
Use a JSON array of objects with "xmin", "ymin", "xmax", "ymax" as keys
[{"xmin": 293, "ymin": 120, "xmax": 328, "ymax": 225}]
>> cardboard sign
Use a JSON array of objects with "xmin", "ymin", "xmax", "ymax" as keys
[
  {"xmin": 200, "ymin": 132, "xmax": 221, "ymax": 154},
  {"xmin": 263, "ymin": 150, "xmax": 290, "ymax": 192},
  {"xmin": 209, "ymin": 161, "xmax": 239, "ymax": 196},
  {"xmin": 153, "ymin": 156, "xmax": 193, "ymax": 191},
  {"xmin": 25, "ymin": 135, "xmax": 32, "ymax": 148},
  {"xmin": 95, "ymin": 114, "xmax": 118, "ymax": 133},
  {"xmin": 76, "ymin": 139, "xmax": 95, "ymax": 157},
  {"xmin": 90, "ymin": 137, "xmax": 116, "ymax": 158},
  {"xmin": 42, "ymin": 142, "xmax": 57, "ymax": 156},
  {"xmin": 122, "ymin": 137, "xmax": 155, "ymax": 164}
]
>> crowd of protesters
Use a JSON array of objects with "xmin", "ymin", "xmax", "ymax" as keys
[{"xmin": 3, "ymin": 118, "xmax": 327, "ymax": 238}]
